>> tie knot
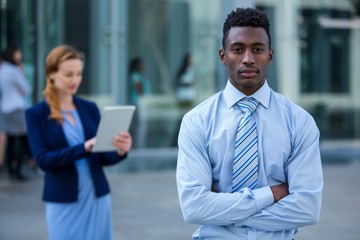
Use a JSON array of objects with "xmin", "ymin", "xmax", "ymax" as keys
[{"xmin": 237, "ymin": 97, "xmax": 259, "ymax": 114}]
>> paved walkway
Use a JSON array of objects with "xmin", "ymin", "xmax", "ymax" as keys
[{"xmin": 0, "ymin": 160, "xmax": 359, "ymax": 240}]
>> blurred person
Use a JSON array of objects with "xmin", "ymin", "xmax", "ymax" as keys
[
  {"xmin": 176, "ymin": 8, "xmax": 323, "ymax": 240},
  {"xmin": 25, "ymin": 45, "xmax": 132, "ymax": 240},
  {"xmin": 0, "ymin": 44, "xmax": 32, "ymax": 180},
  {"xmin": 171, "ymin": 53, "xmax": 195, "ymax": 147},
  {"xmin": 128, "ymin": 57, "xmax": 152, "ymax": 148},
  {"xmin": 129, "ymin": 57, "xmax": 152, "ymax": 106},
  {"xmin": 175, "ymin": 53, "xmax": 195, "ymax": 106}
]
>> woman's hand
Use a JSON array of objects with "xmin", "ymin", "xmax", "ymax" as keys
[
  {"xmin": 112, "ymin": 131, "xmax": 132, "ymax": 157},
  {"xmin": 84, "ymin": 137, "xmax": 96, "ymax": 152}
]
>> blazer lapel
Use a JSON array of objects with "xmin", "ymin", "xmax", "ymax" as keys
[{"xmin": 42, "ymin": 103, "xmax": 69, "ymax": 149}]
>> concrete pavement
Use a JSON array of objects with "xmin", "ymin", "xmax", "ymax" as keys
[{"xmin": 0, "ymin": 160, "xmax": 360, "ymax": 240}]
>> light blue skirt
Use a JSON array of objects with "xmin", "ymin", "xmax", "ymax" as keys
[{"xmin": 46, "ymin": 159, "xmax": 112, "ymax": 240}]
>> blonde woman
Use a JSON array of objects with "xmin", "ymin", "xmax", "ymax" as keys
[{"xmin": 25, "ymin": 45, "xmax": 132, "ymax": 240}]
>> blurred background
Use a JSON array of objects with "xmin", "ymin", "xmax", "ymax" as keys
[
  {"xmin": 0, "ymin": 0, "xmax": 360, "ymax": 239},
  {"xmin": 0, "ymin": 0, "xmax": 360, "ymax": 155},
  {"xmin": 1, "ymin": 0, "xmax": 360, "ymax": 160}
]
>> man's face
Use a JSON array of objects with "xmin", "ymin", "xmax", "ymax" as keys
[{"xmin": 219, "ymin": 26, "xmax": 273, "ymax": 95}]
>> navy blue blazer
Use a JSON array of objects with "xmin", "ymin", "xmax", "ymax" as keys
[{"xmin": 25, "ymin": 97, "xmax": 126, "ymax": 202}]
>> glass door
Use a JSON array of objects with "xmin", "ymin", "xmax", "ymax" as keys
[
  {"xmin": 0, "ymin": 0, "xmax": 36, "ymax": 104},
  {"xmin": 33, "ymin": 0, "xmax": 128, "ymax": 107},
  {"xmin": 87, "ymin": 0, "xmax": 128, "ymax": 108}
]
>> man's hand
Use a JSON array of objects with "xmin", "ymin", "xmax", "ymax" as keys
[{"xmin": 270, "ymin": 183, "xmax": 289, "ymax": 203}]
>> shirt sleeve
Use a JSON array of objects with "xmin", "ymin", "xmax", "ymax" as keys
[
  {"xmin": 235, "ymin": 114, "xmax": 323, "ymax": 231},
  {"xmin": 13, "ymin": 67, "xmax": 31, "ymax": 96},
  {"xmin": 176, "ymin": 115, "xmax": 274, "ymax": 226}
]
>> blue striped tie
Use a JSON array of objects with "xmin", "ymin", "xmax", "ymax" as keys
[{"xmin": 232, "ymin": 97, "xmax": 259, "ymax": 192}]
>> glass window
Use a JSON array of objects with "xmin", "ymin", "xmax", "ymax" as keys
[
  {"xmin": 300, "ymin": 9, "xmax": 351, "ymax": 93},
  {"xmin": 127, "ymin": 0, "xmax": 221, "ymax": 148},
  {"xmin": 298, "ymin": 4, "xmax": 359, "ymax": 140},
  {"xmin": 0, "ymin": 0, "xmax": 36, "ymax": 103},
  {"xmin": 64, "ymin": 0, "xmax": 91, "ymax": 94}
]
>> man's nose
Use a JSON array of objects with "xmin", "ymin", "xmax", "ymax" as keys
[{"xmin": 242, "ymin": 50, "xmax": 255, "ymax": 65}]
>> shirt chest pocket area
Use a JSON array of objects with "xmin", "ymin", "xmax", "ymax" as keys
[{"xmin": 260, "ymin": 134, "xmax": 291, "ymax": 183}]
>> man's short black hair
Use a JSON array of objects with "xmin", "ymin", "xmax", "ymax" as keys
[{"xmin": 222, "ymin": 8, "xmax": 271, "ymax": 49}]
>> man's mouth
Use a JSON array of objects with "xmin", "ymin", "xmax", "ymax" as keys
[{"xmin": 238, "ymin": 68, "xmax": 259, "ymax": 78}]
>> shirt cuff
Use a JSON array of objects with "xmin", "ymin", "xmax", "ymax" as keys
[{"xmin": 252, "ymin": 186, "xmax": 274, "ymax": 211}]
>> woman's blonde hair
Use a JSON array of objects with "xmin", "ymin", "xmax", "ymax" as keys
[{"xmin": 43, "ymin": 45, "xmax": 84, "ymax": 123}]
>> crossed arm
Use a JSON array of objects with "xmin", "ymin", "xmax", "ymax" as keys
[{"xmin": 176, "ymin": 116, "xmax": 323, "ymax": 231}]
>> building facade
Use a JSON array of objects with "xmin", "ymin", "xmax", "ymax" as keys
[{"xmin": 1, "ymin": 0, "xmax": 359, "ymax": 161}]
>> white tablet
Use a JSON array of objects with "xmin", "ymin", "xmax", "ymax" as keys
[{"xmin": 92, "ymin": 105, "xmax": 136, "ymax": 152}]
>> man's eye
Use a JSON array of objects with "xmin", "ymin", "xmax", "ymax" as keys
[
  {"xmin": 254, "ymin": 48, "xmax": 264, "ymax": 53},
  {"xmin": 233, "ymin": 48, "xmax": 242, "ymax": 53}
]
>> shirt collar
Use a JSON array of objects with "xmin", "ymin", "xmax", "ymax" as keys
[{"xmin": 223, "ymin": 80, "xmax": 271, "ymax": 109}]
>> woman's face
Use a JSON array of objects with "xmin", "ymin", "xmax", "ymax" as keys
[
  {"xmin": 50, "ymin": 59, "xmax": 83, "ymax": 96},
  {"xmin": 13, "ymin": 49, "xmax": 22, "ymax": 65}
]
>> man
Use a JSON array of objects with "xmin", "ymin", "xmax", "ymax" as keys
[{"xmin": 176, "ymin": 8, "xmax": 323, "ymax": 239}]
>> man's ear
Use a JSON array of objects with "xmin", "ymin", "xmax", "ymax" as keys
[
  {"xmin": 219, "ymin": 48, "xmax": 227, "ymax": 66},
  {"xmin": 268, "ymin": 48, "xmax": 274, "ymax": 64}
]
